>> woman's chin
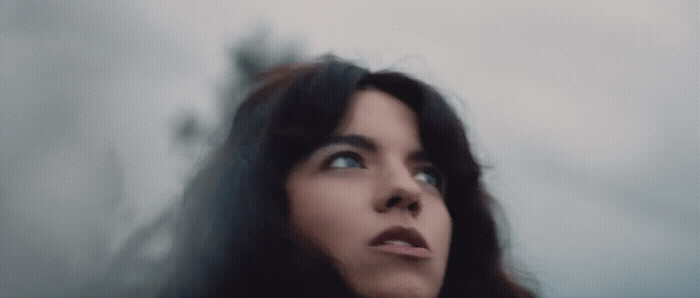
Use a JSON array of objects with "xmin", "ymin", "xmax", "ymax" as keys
[
  {"xmin": 358, "ymin": 285, "xmax": 436, "ymax": 298},
  {"xmin": 350, "ymin": 274, "xmax": 440, "ymax": 298}
]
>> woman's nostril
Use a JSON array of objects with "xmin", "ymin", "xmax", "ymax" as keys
[{"xmin": 386, "ymin": 197, "xmax": 401, "ymax": 208}]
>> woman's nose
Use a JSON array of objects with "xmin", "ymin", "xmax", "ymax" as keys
[{"xmin": 374, "ymin": 162, "xmax": 422, "ymax": 215}]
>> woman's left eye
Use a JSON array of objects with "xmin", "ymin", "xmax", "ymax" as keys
[{"xmin": 415, "ymin": 167, "xmax": 445, "ymax": 190}]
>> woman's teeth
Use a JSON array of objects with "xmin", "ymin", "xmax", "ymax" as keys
[{"xmin": 383, "ymin": 240, "xmax": 414, "ymax": 247}]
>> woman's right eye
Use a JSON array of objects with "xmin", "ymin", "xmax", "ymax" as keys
[{"xmin": 325, "ymin": 151, "xmax": 364, "ymax": 169}]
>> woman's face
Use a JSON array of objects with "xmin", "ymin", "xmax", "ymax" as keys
[{"xmin": 286, "ymin": 89, "xmax": 452, "ymax": 297}]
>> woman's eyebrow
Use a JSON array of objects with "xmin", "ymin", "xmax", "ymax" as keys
[
  {"xmin": 321, "ymin": 134, "xmax": 429, "ymax": 163},
  {"xmin": 409, "ymin": 150, "xmax": 430, "ymax": 164},
  {"xmin": 323, "ymin": 134, "xmax": 377, "ymax": 151}
]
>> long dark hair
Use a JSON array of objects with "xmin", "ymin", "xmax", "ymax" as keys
[{"xmin": 166, "ymin": 56, "xmax": 534, "ymax": 297}]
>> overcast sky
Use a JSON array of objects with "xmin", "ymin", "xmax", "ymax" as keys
[{"xmin": 1, "ymin": 1, "xmax": 698, "ymax": 296}]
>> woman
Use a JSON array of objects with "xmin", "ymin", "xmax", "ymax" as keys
[{"xmin": 166, "ymin": 56, "xmax": 534, "ymax": 297}]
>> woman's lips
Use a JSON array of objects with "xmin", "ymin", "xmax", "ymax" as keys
[
  {"xmin": 369, "ymin": 226, "xmax": 432, "ymax": 259},
  {"xmin": 372, "ymin": 243, "xmax": 432, "ymax": 258}
]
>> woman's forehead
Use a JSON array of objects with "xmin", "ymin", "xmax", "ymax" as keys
[{"xmin": 335, "ymin": 89, "xmax": 421, "ymax": 150}]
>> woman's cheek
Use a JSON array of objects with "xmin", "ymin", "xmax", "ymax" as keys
[{"xmin": 290, "ymin": 174, "xmax": 369, "ymax": 228}]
